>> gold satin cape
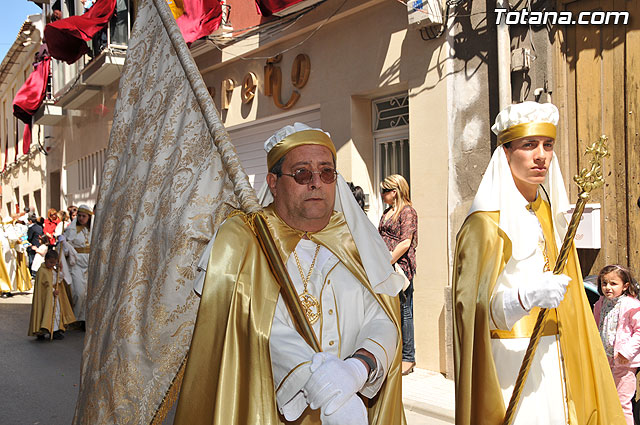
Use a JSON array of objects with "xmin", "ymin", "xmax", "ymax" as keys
[
  {"xmin": 452, "ymin": 201, "xmax": 625, "ymax": 425},
  {"xmin": 0, "ymin": 242, "xmax": 12, "ymax": 293},
  {"xmin": 15, "ymin": 250, "xmax": 32, "ymax": 292},
  {"xmin": 175, "ymin": 205, "xmax": 405, "ymax": 425},
  {"xmin": 28, "ymin": 267, "xmax": 76, "ymax": 336}
]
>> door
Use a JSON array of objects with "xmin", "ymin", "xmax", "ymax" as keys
[{"xmin": 557, "ymin": 0, "xmax": 640, "ymax": 274}]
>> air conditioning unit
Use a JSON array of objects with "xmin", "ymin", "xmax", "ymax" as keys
[{"xmin": 407, "ymin": 0, "xmax": 444, "ymax": 28}]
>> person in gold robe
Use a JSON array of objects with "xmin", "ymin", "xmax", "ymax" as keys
[
  {"xmin": 175, "ymin": 123, "xmax": 406, "ymax": 425},
  {"xmin": 28, "ymin": 249, "xmax": 76, "ymax": 340},
  {"xmin": 452, "ymin": 101, "xmax": 625, "ymax": 424}
]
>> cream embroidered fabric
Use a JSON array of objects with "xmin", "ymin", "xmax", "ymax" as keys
[{"xmin": 72, "ymin": 0, "xmax": 260, "ymax": 423}]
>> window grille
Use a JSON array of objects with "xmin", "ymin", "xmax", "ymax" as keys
[
  {"xmin": 78, "ymin": 149, "xmax": 106, "ymax": 191},
  {"xmin": 377, "ymin": 138, "xmax": 410, "ymax": 188},
  {"xmin": 373, "ymin": 94, "xmax": 409, "ymax": 131}
]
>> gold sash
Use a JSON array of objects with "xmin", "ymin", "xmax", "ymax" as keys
[
  {"xmin": 491, "ymin": 196, "xmax": 560, "ymax": 339},
  {"xmin": 491, "ymin": 307, "xmax": 558, "ymax": 338}
]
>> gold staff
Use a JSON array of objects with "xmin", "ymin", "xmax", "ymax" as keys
[
  {"xmin": 50, "ymin": 263, "xmax": 58, "ymax": 341},
  {"xmin": 503, "ymin": 135, "xmax": 610, "ymax": 425}
]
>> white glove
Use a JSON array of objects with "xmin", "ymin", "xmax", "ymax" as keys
[
  {"xmin": 304, "ymin": 352, "xmax": 368, "ymax": 416},
  {"xmin": 518, "ymin": 271, "xmax": 571, "ymax": 310},
  {"xmin": 320, "ymin": 394, "xmax": 368, "ymax": 425},
  {"xmin": 57, "ymin": 234, "xmax": 66, "ymax": 243}
]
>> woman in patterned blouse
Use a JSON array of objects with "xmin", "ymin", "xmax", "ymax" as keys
[{"xmin": 378, "ymin": 174, "xmax": 418, "ymax": 375}]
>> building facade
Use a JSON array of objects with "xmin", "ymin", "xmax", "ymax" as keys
[{"xmin": 0, "ymin": 15, "xmax": 47, "ymax": 218}]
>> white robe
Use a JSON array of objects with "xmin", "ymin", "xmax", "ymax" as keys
[
  {"xmin": 489, "ymin": 211, "xmax": 568, "ymax": 425},
  {"xmin": 62, "ymin": 221, "xmax": 91, "ymax": 321},
  {"xmin": 270, "ymin": 238, "xmax": 397, "ymax": 421}
]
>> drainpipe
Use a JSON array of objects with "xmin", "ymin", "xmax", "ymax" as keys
[{"xmin": 496, "ymin": 0, "xmax": 511, "ymax": 109}]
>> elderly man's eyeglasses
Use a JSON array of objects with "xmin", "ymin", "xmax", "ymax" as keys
[{"xmin": 280, "ymin": 168, "xmax": 338, "ymax": 185}]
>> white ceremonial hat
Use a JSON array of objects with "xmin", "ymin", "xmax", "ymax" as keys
[
  {"xmin": 491, "ymin": 101, "xmax": 559, "ymax": 146},
  {"xmin": 468, "ymin": 101, "xmax": 570, "ymax": 260},
  {"xmin": 77, "ymin": 204, "xmax": 94, "ymax": 215}
]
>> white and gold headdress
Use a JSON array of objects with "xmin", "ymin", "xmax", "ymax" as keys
[{"xmin": 469, "ymin": 102, "xmax": 570, "ymax": 260}]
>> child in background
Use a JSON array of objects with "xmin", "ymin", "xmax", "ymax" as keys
[
  {"xmin": 28, "ymin": 250, "xmax": 76, "ymax": 341},
  {"xmin": 594, "ymin": 264, "xmax": 640, "ymax": 425}
]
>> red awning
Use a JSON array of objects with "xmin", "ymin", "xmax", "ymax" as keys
[
  {"xmin": 176, "ymin": 0, "xmax": 223, "ymax": 44},
  {"xmin": 12, "ymin": 56, "xmax": 51, "ymax": 125},
  {"xmin": 44, "ymin": 0, "xmax": 117, "ymax": 64},
  {"xmin": 256, "ymin": 0, "xmax": 305, "ymax": 16}
]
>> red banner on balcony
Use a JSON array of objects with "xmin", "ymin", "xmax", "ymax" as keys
[
  {"xmin": 12, "ymin": 56, "xmax": 51, "ymax": 125},
  {"xmin": 23, "ymin": 124, "xmax": 32, "ymax": 155},
  {"xmin": 256, "ymin": 0, "xmax": 305, "ymax": 16},
  {"xmin": 174, "ymin": 0, "xmax": 223, "ymax": 44},
  {"xmin": 44, "ymin": 0, "xmax": 117, "ymax": 64}
]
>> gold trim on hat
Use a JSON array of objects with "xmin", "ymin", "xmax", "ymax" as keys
[
  {"xmin": 267, "ymin": 130, "xmax": 337, "ymax": 170},
  {"xmin": 498, "ymin": 122, "xmax": 556, "ymax": 146}
]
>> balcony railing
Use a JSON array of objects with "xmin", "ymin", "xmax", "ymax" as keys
[
  {"xmin": 89, "ymin": 0, "xmax": 134, "ymax": 58},
  {"xmin": 48, "ymin": 0, "xmax": 133, "ymax": 110}
]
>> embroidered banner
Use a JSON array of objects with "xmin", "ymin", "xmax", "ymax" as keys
[{"xmin": 72, "ymin": 0, "xmax": 259, "ymax": 423}]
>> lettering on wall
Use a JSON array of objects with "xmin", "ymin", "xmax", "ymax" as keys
[
  {"xmin": 221, "ymin": 79, "xmax": 235, "ymax": 110},
  {"xmin": 216, "ymin": 53, "xmax": 310, "ymax": 111},
  {"xmin": 264, "ymin": 53, "xmax": 310, "ymax": 110},
  {"xmin": 241, "ymin": 72, "xmax": 258, "ymax": 104}
]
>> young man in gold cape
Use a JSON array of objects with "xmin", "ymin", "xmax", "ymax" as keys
[
  {"xmin": 175, "ymin": 123, "xmax": 406, "ymax": 425},
  {"xmin": 452, "ymin": 102, "xmax": 624, "ymax": 424}
]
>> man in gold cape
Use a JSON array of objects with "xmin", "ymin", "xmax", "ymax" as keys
[
  {"xmin": 28, "ymin": 249, "xmax": 76, "ymax": 339},
  {"xmin": 452, "ymin": 102, "xmax": 624, "ymax": 424},
  {"xmin": 175, "ymin": 123, "xmax": 406, "ymax": 425}
]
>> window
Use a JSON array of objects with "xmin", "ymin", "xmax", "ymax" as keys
[
  {"xmin": 377, "ymin": 137, "xmax": 410, "ymax": 187},
  {"xmin": 373, "ymin": 94, "xmax": 410, "ymax": 182},
  {"xmin": 373, "ymin": 94, "xmax": 410, "ymax": 214},
  {"xmin": 78, "ymin": 149, "xmax": 106, "ymax": 191},
  {"xmin": 14, "ymin": 187, "xmax": 20, "ymax": 212},
  {"xmin": 33, "ymin": 189, "xmax": 42, "ymax": 216},
  {"xmin": 373, "ymin": 94, "xmax": 409, "ymax": 131}
]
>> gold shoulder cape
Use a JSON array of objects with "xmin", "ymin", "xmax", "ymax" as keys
[
  {"xmin": 28, "ymin": 267, "xmax": 76, "ymax": 336},
  {"xmin": 175, "ymin": 205, "xmax": 405, "ymax": 425},
  {"xmin": 452, "ymin": 208, "xmax": 624, "ymax": 425}
]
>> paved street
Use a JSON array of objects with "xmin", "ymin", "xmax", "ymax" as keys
[
  {"xmin": 0, "ymin": 292, "xmax": 84, "ymax": 425},
  {"xmin": 1, "ymin": 292, "xmax": 454, "ymax": 425}
]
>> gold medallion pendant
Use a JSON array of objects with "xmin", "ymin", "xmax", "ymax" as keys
[
  {"xmin": 299, "ymin": 291, "xmax": 321, "ymax": 325},
  {"xmin": 293, "ymin": 244, "xmax": 322, "ymax": 326}
]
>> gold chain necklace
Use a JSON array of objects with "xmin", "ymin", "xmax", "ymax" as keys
[{"xmin": 293, "ymin": 244, "xmax": 321, "ymax": 325}]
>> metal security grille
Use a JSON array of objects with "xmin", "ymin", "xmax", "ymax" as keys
[
  {"xmin": 377, "ymin": 138, "xmax": 410, "ymax": 187},
  {"xmin": 79, "ymin": 149, "xmax": 106, "ymax": 191},
  {"xmin": 373, "ymin": 94, "xmax": 409, "ymax": 131}
]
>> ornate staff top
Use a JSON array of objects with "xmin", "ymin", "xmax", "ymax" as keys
[{"xmin": 574, "ymin": 135, "xmax": 610, "ymax": 196}]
